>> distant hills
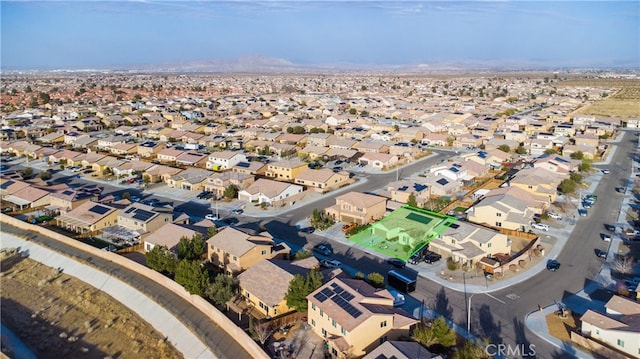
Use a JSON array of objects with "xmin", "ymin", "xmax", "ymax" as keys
[{"xmin": 4, "ymin": 55, "xmax": 638, "ymax": 74}]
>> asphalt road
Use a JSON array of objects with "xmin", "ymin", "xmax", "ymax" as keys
[{"xmin": 0, "ymin": 224, "xmax": 253, "ymax": 359}]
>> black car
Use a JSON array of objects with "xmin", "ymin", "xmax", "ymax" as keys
[
  {"xmin": 408, "ymin": 253, "xmax": 421, "ymax": 265},
  {"xmin": 222, "ymin": 217, "xmax": 239, "ymax": 225},
  {"xmin": 604, "ymin": 224, "xmax": 616, "ymax": 232},
  {"xmin": 300, "ymin": 226, "xmax": 316, "ymax": 234},
  {"xmin": 424, "ymin": 253, "xmax": 442, "ymax": 264},
  {"xmin": 387, "ymin": 258, "xmax": 406, "ymax": 269},
  {"xmin": 595, "ymin": 249, "xmax": 607, "ymax": 258},
  {"xmin": 546, "ymin": 259, "xmax": 561, "ymax": 272}
]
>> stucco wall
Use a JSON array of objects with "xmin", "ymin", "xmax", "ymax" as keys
[{"xmin": 0, "ymin": 214, "xmax": 268, "ymax": 359}]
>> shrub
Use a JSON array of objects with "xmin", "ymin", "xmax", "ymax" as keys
[
  {"xmin": 446, "ymin": 257, "xmax": 458, "ymax": 271},
  {"xmin": 366, "ymin": 273, "xmax": 385, "ymax": 288}
]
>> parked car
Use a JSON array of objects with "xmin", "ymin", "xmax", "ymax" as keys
[
  {"xmin": 424, "ymin": 252, "xmax": 442, "ymax": 264},
  {"xmin": 582, "ymin": 201, "xmax": 592, "ymax": 209},
  {"xmin": 595, "ymin": 249, "xmax": 607, "ymax": 258},
  {"xmin": 222, "ymin": 217, "xmax": 239, "ymax": 225},
  {"xmin": 205, "ymin": 214, "xmax": 219, "ymax": 221},
  {"xmin": 320, "ymin": 259, "xmax": 342, "ymax": 269},
  {"xmin": 300, "ymin": 226, "xmax": 316, "ymax": 234},
  {"xmin": 601, "ymin": 169, "xmax": 610, "ymax": 174},
  {"xmin": 387, "ymin": 258, "xmax": 406, "ymax": 269},
  {"xmin": 546, "ymin": 259, "xmax": 561, "ymax": 272},
  {"xmin": 313, "ymin": 244, "xmax": 332, "ymax": 256},
  {"xmin": 231, "ymin": 209, "xmax": 244, "ymax": 215},
  {"xmin": 578, "ymin": 208, "xmax": 588, "ymax": 217},
  {"xmin": 531, "ymin": 222, "xmax": 549, "ymax": 231},
  {"xmin": 387, "ymin": 287, "xmax": 405, "ymax": 307},
  {"xmin": 604, "ymin": 224, "xmax": 616, "ymax": 232},
  {"xmin": 408, "ymin": 253, "xmax": 422, "ymax": 265},
  {"xmin": 548, "ymin": 212, "xmax": 562, "ymax": 220},
  {"xmin": 342, "ymin": 223, "xmax": 357, "ymax": 233},
  {"xmin": 602, "ymin": 233, "xmax": 612, "ymax": 242}
]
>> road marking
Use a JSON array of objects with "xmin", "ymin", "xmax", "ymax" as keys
[
  {"xmin": 485, "ymin": 293, "xmax": 507, "ymax": 304},
  {"xmin": 506, "ymin": 293, "xmax": 520, "ymax": 301}
]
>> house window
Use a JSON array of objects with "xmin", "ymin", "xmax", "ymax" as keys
[
  {"xmin": 311, "ymin": 319, "xmax": 316, "ymax": 327},
  {"xmin": 496, "ymin": 212, "xmax": 502, "ymax": 217},
  {"xmin": 488, "ymin": 243, "xmax": 492, "ymax": 248},
  {"xmin": 496, "ymin": 222, "xmax": 502, "ymax": 227},
  {"xmin": 617, "ymin": 339, "xmax": 624, "ymax": 347},
  {"xmin": 451, "ymin": 239, "xmax": 456, "ymax": 245},
  {"xmin": 380, "ymin": 320, "xmax": 387, "ymax": 328},
  {"xmin": 332, "ymin": 348, "xmax": 338, "ymax": 356},
  {"xmin": 320, "ymin": 310, "xmax": 323, "ymax": 317},
  {"xmin": 311, "ymin": 303, "xmax": 316, "ymax": 311},
  {"xmin": 262, "ymin": 249, "xmax": 267, "ymax": 255},
  {"xmin": 233, "ymin": 256, "xmax": 237, "ymax": 261},
  {"xmin": 341, "ymin": 327, "xmax": 347, "ymax": 335},
  {"xmin": 322, "ymin": 328, "xmax": 327, "ymax": 337},
  {"xmin": 332, "ymin": 319, "xmax": 337, "ymax": 328}
]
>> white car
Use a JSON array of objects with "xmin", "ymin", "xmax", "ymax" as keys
[
  {"xmin": 205, "ymin": 214, "xmax": 219, "ymax": 221},
  {"xmin": 602, "ymin": 234, "xmax": 612, "ymax": 242},
  {"xmin": 531, "ymin": 222, "xmax": 549, "ymax": 231},
  {"xmin": 320, "ymin": 259, "xmax": 342, "ymax": 269},
  {"xmin": 548, "ymin": 212, "xmax": 562, "ymax": 220},
  {"xmin": 602, "ymin": 169, "xmax": 610, "ymax": 174}
]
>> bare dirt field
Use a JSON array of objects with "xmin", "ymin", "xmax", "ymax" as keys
[
  {"xmin": 545, "ymin": 311, "xmax": 579, "ymax": 342},
  {"xmin": 562, "ymin": 79, "xmax": 640, "ymax": 119},
  {"xmin": 0, "ymin": 250, "xmax": 182, "ymax": 359}
]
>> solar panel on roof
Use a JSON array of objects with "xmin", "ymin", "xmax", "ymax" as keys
[
  {"xmin": 331, "ymin": 296, "xmax": 362, "ymax": 318},
  {"xmin": 88, "ymin": 205, "xmax": 110, "ymax": 215},
  {"xmin": 236, "ymin": 162, "xmax": 250, "ymax": 168},
  {"xmin": 320, "ymin": 287, "xmax": 333, "ymax": 297},
  {"xmin": 314, "ymin": 292, "xmax": 329, "ymax": 303},
  {"xmin": 62, "ymin": 190, "xmax": 74, "ymax": 195},
  {"xmin": 414, "ymin": 184, "xmax": 428, "ymax": 192},
  {"xmin": 436, "ymin": 178, "xmax": 449, "ymax": 186},
  {"xmin": 398, "ymin": 185, "xmax": 408, "ymax": 191},
  {"xmin": 341, "ymin": 291, "xmax": 355, "ymax": 301},
  {"xmin": 125, "ymin": 207, "xmax": 135, "ymax": 214},
  {"xmin": 132, "ymin": 209, "xmax": 155, "ymax": 221},
  {"xmin": 0, "ymin": 180, "xmax": 15, "ymax": 189}
]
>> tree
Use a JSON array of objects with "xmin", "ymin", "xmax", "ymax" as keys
[
  {"xmin": 569, "ymin": 172, "xmax": 583, "ymax": 184},
  {"xmin": 366, "ymin": 272, "xmax": 385, "ymax": 288},
  {"xmin": 413, "ymin": 317, "xmax": 456, "ymax": 349},
  {"xmin": 21, "ymin": 167, "xmax": 34, "ymax": 179},
  {"xmin": 407, "ymin": 192, "xmax": 418, "ymax": 207},
  {"xmin": 579, "ymin": 161, "xmax": 591, "ymax": 172},
  {"xmin": 174, "ymin": 260, "xmax": 209, "ymax": 295},
  {"xmin": 121, "ymin": 192, "xmax": 131, "ymax": 200},
  {"xmin": 613, "ymin": 256, "xmax": 634, "ymax": 275},
  {"xmin": 570, "ymin": 151, "xmax": 584, "ymax": 160},
  {"xmin": 38, "ymin": 171, "xmax": 52, "ymax": 181},
  {"xmin": 205, "ymin": 273, "xmax": 238, "ymax": 306},
  {"xmin": 544, "ymin": 148, "xmax": 558, "ymax": 155},
  {"xmin": 223, "ymin": 185, "xmax": 239, "ymax": 200},
  {"xmin": 145, "ymin": 245, "xmax": 177, "ymax": 274},
  {"xmin": 251, "ymin": 320, "xmax": 275, "ymax": 345},
  {"xmin": 558, "ymin": 179, "xmax": 577, "ymax": 194},
  {"xmin": 294, "ymin": 249, "xmax": 312, "ymax": 260},
  {"xmin": 206, "ymin": 226, "xmax": 217, "ymax": 239},
  {"xmin": 177, "ymin": 233, "xmax": 205, "ymax": 261},
  {"xmin": 285, "ymin": 270, "xmax": 324, "ymax": 312},
  {"xmin": 515, "ymin": 146, "xmax": 527, "ymax": 155},
  {"xmin": 454, "ymin": 339, "xmax": 490, "ymax": 359},
  {"xmin": 497, "ymin": 144, "xmax": 511, "ymax": 153}
]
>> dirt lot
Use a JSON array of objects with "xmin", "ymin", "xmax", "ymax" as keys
[
  {"xmin": 545, "ymin": 310, "xmax": 579, "ymax": 342},
  {"xmin": 0, "ymin": 250, "xmax": 182, "ymax": 359}
]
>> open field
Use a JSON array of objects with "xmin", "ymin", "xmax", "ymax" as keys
[
  {"xmin": 545, "ymin": 311, "xmax": 579, "ymax": 343},
  {"xmin": 0, "ymin": 251, "xmax": 182, "ymax": 359},
  {"xmin": 560, "ymin": 78, "xmax": 640, "ymax": 119}
]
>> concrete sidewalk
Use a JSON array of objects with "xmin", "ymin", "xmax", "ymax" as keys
[{"xmin": 0, "ymin": 233, "xmax": 216, "ymax": 359}]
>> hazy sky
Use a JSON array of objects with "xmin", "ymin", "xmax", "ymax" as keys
[{"xmin": 1, "ymin": 1, "xmax": 638, "ymax": 69}]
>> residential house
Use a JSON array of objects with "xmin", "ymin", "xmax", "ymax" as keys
[
  {"xmin": 109, "ymin": 142, "xmax": 138, "ymax": 157},
  {"xmin": 509, "ymin": 167, "xmax": 565, "ymax": 203},
  {"xmin": 2, "ymin": 184, "xmax": 51, "ymax": 210},
  {"xmin": 156, "ymin": 148, "xmax": 185, "ymax": 164},
  {"xmin": 204, "ymin": 172, "xmax": 255, "ymax": 198},
  {"xmin": 424, "ymin": 175, "xmax": 461, "ymax": 198},
  {"xmin": 137, "ymin": 141, "xmax": 165, "ymax": 158},
  {"xmin": 325, "ymin": 192, "xmax": 387, "ymax": 225},
  {"xmin": 533, "ymin": 155, "xmax": 580, "ymax": 174},
  {"xmin": 428, "ymin": 221, "xmax": 511, "ymax": 266},
  {"xmin": 355, "ymin": 140, "xmax": 391, "ymax": 154},
  {"xmin": 363, "ymin": 341, "xmax": 437, "ymax": 359},
  {"xmin": 231, "ymin": 161, "xmax": 268, "ymax": 176},
  {"xmin": 307, "ymin": 276, "xmax": 418, "ymax": 358},
  {"xmin": 206, "ymin": 150, "xmax": 248, "ymax": 170},
  {"xmin": 206, "ymin": 227, "xmax": 290, "ymax": 275},
  {"xmin": 265, "ymin": 159, "xmax": 309, "ymax": 181},
  {"xmin": 580, "ymin": 295, "xmax": 640, "ymax": 359},
  {"xmin": 117, "ymin": 202, "xmax": 172, "ymax": 236},
  {"xmin": 237, "ymin": 257, "xmax": 318, "ymax": 319},
  {"xmin": 166, "ymin": 168, "xmax": 211, "ymax": 191},
  {"xmin": 143, "ymin": 222, "xmax": 205, "ymax": 253},
  {"xmin": 237, "ymin": 178, "xmax": 304, "ymax": 207},
  {"xmin": 467, "ymin": 192, "xmax": 538, "ymax": 231},
  {"xmin": 358, "ymin": 153, "xmax": 399, "ymax": 170},
  {"xmin": 562, "ymin": 144, "xmax": 598, "ymax": 160},
  {"xmin": 385, "ymin": 179, "xmax": 431, "ymax": 208},
  {"xmin": 38, "ymin": 132, "xmax": 65, "ymax": 145},
  {"xmin": 294, "ymin": 168, "xmax": 351, "ymax": 192},
  {"xmin": 143, "ymin": 164, "xmax": 183, "ymax": 183},
  {"xmin": 48, "ymin": 188, "xmax": 94, "ymax": 212},
  {"xmin": 175, "ymin": 151, "xmax": 208, "ymax": 167},
  {"xmin": 112, "ymin": 160, "xmax": 155, "ymax": 178},
  {"xmin": 55, "ymin": 201, "xmax": 120, "ymax": 234}
]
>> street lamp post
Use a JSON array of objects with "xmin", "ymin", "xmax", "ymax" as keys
[{"xmin": 467, "ymin": 292, "xmax": 478, "ymax": 334}]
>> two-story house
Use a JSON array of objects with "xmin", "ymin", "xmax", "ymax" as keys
[
  {"xmin": 204, "ymin": 172, "xmax": 255, "ymax": 198},
  {"xmin": 206, "ymin": 150, "xmax": 248, "ymax": 170},
  {"xmin": 265, "ymin": 159, "xmax": 309, "ymax": 181},
  {"xmin": 307, "ymin": 276, "xmax": 418, "ymax": 358},
  {"xmin": 206, "ymin": 227, "xmax": 290, "ymax": 276},
  {"xmin": 325, "ymin": 192, "xmax": 387, "ymax": 225}
]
